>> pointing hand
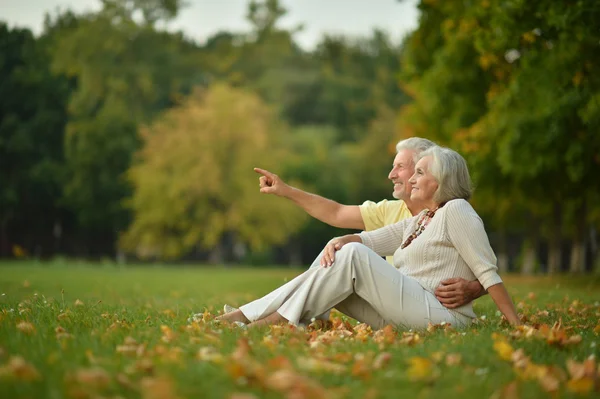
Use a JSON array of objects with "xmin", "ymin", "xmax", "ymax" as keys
[{"xmin": 254, "ymin": 167, "xmax": 289, "ymax": 196}]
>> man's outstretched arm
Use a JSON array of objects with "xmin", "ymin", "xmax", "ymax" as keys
[
  {"xmin": 434, "ymin": 278, "xmax": 487, "ymax": 309},
  {"xmin": 255, "ymin": 167, "xmax": 365, "ymax": 230}
]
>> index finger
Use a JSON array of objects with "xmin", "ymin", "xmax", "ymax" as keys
[{"xmin": 253, "ymin": 167, "xmax": 276, "ymax": 178}]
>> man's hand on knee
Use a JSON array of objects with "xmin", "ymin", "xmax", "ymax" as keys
[{"xmin": 434, "ymin": 278, "xmax": 486, "ymax": 309}]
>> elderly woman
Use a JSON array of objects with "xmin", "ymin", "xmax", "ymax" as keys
[{"xmin": 219, "ymin": 146, "xmax": 520, "ymax": 329}]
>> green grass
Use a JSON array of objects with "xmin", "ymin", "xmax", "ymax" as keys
[{"xmin": 0, "ymin": 261, "xmax": 599, "ymax": 398}]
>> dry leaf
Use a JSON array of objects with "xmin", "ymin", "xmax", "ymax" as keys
[
  {"xmin": 197, "ymin": 347, "xmax": 223, "ymax": 363},
  {"xmin": 407, "ymin": 357, "xmax": 438, "ymax": 382},
  {"xmin": 373, "ymin": 352, "xmax": 392, "ymax": 369},
  {"xmin": 229, "ymin": 393, "xmax": 258, "ymax": 399},
  {"xmin": 140, "ymin": 376, "xmax": 180, "ymax": 399},
  {"xmin": 16, "ymin": 321, "xmax": 35, "ymax": 335},
  {"xmin": 73, "ymin": 367, "xmax": 110, "ymax": 389},
  {"xmin": 297, "ymin": 357, "xmax": 346, "ymax": 374},
  {"xmin": 0, "ymin": 356, "xmax": 41, "ymax": 381},
  {"xmin": 493, "ymin": 339, "xmax": 514, "ymax": 361},
  {"xmin": 445, "ymin": 353, "xmax": 462, "ymax": 366}
]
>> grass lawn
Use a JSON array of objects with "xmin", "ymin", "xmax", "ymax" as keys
[{"xmin": 0, "ymin": 261, "xmax": 599, "ymax": 398}]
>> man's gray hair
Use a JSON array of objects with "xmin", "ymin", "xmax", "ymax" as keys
[
  {"xmin": 418, "ymin": 146, "xmax": 472, "ymax": 203},
  {"xmin": 396, "ymin": 137, "xmax": 437, "ymax": 164}
]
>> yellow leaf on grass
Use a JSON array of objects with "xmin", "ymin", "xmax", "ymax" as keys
[
  {"xmin": 297, "ymin": 357, "xmax": 346, "ymax": 374},
  {"xmin": 407, "ymin": 357, "xmax": 436, "ymax": 381},
  {"xmin": 567, "ymin": 378, "xmax": 594, "ymax": 394},
  {"xmin": 493, "ymin": 339, "xmax": 514, "ymax": 361}
]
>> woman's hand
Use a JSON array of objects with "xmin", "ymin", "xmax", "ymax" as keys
[{"xmin": 320, "ymin": 235, "xmax": 361, "ymax": 267}]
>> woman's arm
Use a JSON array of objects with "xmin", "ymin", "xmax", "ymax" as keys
[
  {"xmin": 445, "ymin": 200, "xmax": 520, "ymax": 323},
  {"xmin": 445, "ymin": 200, "xmax": 503, "ymax": 289},
  {"xmin": 487, "ymin": 283, "xmax": 521, "ymax": 325},
  {"xmin": 321, "ymin": 217, "xmax": 412, "ymax": 266},
  {"xmin": 358, "ymin": 218, "xmax": 412, "ymax": 256}
]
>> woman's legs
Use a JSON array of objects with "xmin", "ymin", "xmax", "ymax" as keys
[
  {"xmin": 237, "ymin": 250, "xmax": 327, "ymax": 324},
  {"xmin": 250, "ymin": 243, "xmax": 468, "ymax": 329}
]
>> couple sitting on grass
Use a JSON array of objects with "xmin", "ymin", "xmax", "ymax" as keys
[{"xmin": 217, "ymin": 138, "xmax": 520, "ymax": 329}]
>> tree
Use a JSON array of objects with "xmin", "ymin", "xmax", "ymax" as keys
[
  {"xmin": 121, "ymin": 84, "xmax": 307, "ymax": 260},
  {"xmin": 0, "ymin": 23, "xmax": 70, "ymax": 257},
  {"xmin": 47, "ymin": 0, "xmax": 202, "ymax": 254}
]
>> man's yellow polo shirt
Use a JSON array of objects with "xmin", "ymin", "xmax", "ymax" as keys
[{"xmin": 359, "ymin": 199, "xmax": 413, "ymax": 264}]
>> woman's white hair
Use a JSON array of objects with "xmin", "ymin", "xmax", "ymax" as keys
[
  {"xmin": 418, "ymin": 146, "xmax": 472, "ymax": 203},
  {"xmin": 396, "ymin": 137, "xmax": 437, "ymax": 164}
]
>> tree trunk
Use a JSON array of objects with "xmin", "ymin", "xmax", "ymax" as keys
[
  {"xmin": 569, "ymin": 201, "xmax": 586, "ymax": 273},
  {"xmin": 288, "ymin": 239, "xmax": 302, "ymax": 267},
  {"xmin": 547, "ymin": 203, "xmax": 562, "ymax": 274},
  {"xmin": 0, "ymin": 217, "xmax": 8, "ymax": 257},
  {"xmin": 208, "ymin": 240, "xmax": 224, "ymax": 265},
  {"xmin": 521, "ymin": 238, "xmax": 537, "ymax": 275},
  {"xmin": 497, "ymin": 231, "xmax": 509, "ymax": 273},
  {"xmin": 590, "ymin": 227, "xmax": 599, "ymax": 274},
  {"xmin": 569, "ymin": 240, "xmax": 585, "ymax": 273},
  {"xmin": 521, "ymin": 217, "xmax": 540, "ymax": 275}
]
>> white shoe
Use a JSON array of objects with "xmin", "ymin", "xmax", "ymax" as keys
[{"xmin": 224, "ymin": 304, "xmax": 238, "ymax": 314}]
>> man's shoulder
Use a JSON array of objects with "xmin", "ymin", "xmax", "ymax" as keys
[
  {"xmin": 360, "ymin": 199, "xmax": 411, "ymax": 225},
  {"xmin": 360, "ymin": 199, "xmax": 406, "ymax": 210}
]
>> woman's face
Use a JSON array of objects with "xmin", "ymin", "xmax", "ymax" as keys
[{"xmin": 409, "ymin": 156, "xmax": 439, "ymax": 205}]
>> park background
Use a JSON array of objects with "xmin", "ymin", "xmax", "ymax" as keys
[
  {"xmin": 1, "ymin": 1, "xmax": 600, "ymax": 398},
  {"xmin": 1, "ymin": 0, "xmax": 600, "ymax": 271}
]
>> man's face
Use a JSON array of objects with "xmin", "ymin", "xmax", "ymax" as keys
[{"xmin": 388, "ymin": 149, "xmax": 416, "ymax": 200}]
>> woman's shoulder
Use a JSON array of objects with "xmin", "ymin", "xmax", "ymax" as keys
[{"xmin": 443, "ymin": 199, "xmax": 478, "ymax": 216}]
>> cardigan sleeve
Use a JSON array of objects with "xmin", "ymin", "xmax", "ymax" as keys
[
  {"xmin": 445, "ymin": 200, "xmax": 503, "ymax": 290},
  {"xmin": 358, "ymin": 217, "xmax": 412, "ymax": 257}
]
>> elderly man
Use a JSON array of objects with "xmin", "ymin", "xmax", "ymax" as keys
[{"xmin": 254, "ymin": 137, "xmax": 486, "ymax": 309}]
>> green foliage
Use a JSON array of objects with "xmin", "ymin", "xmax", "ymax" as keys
[
  {"xmin": 121, "ymin": 84, "xmax": 307, "ymax": 259},
  {"xmin": 48, "ymin": 1, "xmax": 202, "ymax": 234},
  {"xmin": 0, "ymin": 23, "xmax": 70, "ymax": 254},
  {"xmin": 399, "ymin": 0, "xmax": 600, "ymax": 270}
]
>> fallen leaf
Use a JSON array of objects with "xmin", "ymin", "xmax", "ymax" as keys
[
  {"xmin": 373, "ymin": 352, "xmax": 392, "ymax": 369},
  {"xmin": 265, "ymin": 369, "xmax": 327, "ymax": 399},
  {"xmin": 140, "ymin": 376, "xmax": 180, "ymax": 399},
  {"xmin": 229, "ymin": 393, "xmax": 258, "ymax": 399},
  {"xmin": 197, "ymin": 347, "xmax": 223, "ymax": 363},
  {"xmin": 16, "ymin": 321, "xmax": 35, "ymax": 335},
  {"xmin": 493, "ymin": 339, "xmax": 514, "ymax": 361},
  {"xmin": 407, "ymin": 357, "xmax": 438, "ymax": 382},
  {"xmin": 73, "ymin": 367, "xmax": 110, "ymax": 389},
  {"xmin": 445, "ymin": 353, "xmax": 462, "ymax": 366},
  {"xmin": 297, "ymin": 357, "xmax": 346, "ymax": 374},
  {"xmin": 0, "ymin": 356, "xmax": 41, "ymax": 381}
]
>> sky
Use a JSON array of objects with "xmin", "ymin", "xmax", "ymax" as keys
[{"xmin": 2, "ymin": 0, "xmax": 420, "ymax": 50}]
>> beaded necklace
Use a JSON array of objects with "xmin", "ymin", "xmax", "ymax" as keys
[{"xmin": 400, "ymin": 202, "xmax": 446, "ymax": 249}]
